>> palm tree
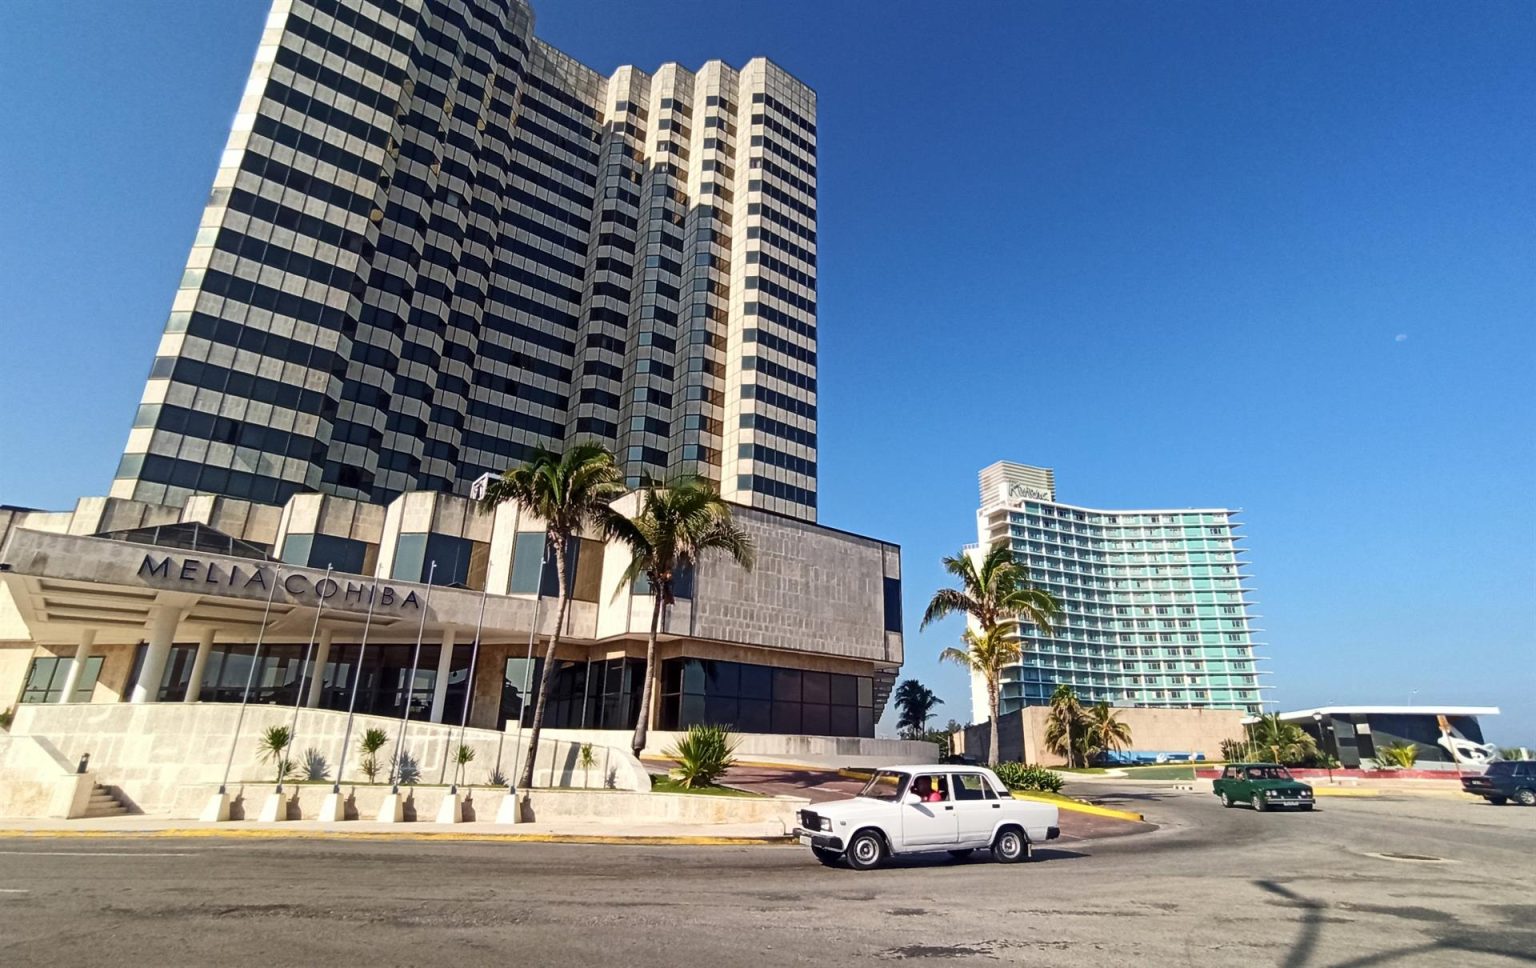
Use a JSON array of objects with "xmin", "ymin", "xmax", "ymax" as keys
[
  {"xmin": 1083, "ymin": 701, "xmax": 1133, "ymax": 763},
  {"xmin": 893, "ymin": 679, "xmax": 944, "ymax": 740},
  {"xmin": 1245, "ymin": 713, "xmax": 1317, "ymax": 766},
  {"xmin": 617, "ymin": 476, "xmax": 754, "ymax": 757},
  {"xmin": 940, "ymin": 626, "xmax": 1022, "ymax": 765},
  {"xmin": 1044, "ymin": 685, "xmax": 1085, "ymax": 767},
  {"xmin": 479, "ymin": 444, "xmax": 634, "ymax": 790},
  {"xmin": 921, "ymin": 544, "xmax": 1058, "ymax": 637}
]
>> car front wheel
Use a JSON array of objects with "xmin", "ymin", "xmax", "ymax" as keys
[
  {"xmin": 992, "ymin": 828, "xmax": 1029, "ymax": 864},
  {"xmin": 845, "ymin": 831, "xmax": 886, "ymax": 870},
  {"xmin": 1252, "ymin": 793, "xmax": 1267, "ymax": 812},
  {"xmin": 1516, "ymin": 789, "xmax": 1536, "ymax": 807}
]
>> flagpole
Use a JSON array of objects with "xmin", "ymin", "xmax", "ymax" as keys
[
  {"xmin": 389, "ymin": 561, "xmax": 437, "ymax": 794},
  {"xmin": 509, "ymin": 543, "xmax": 550, "ymax": 793},
  {"xmin": 331, "ymin": 578, "xmax": 381, "ymax": 794},
  {"xmin": 449, "ymin": 584, "xmax": 491, "ymax": 794},
  {"xmin": 277, "ymin": 564, "xmax": 332, "ymax": 794},
  {"xmin": 217, "ymin": 564, "xmax": 283, "ymax": 796}
]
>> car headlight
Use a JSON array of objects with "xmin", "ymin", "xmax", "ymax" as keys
[{"xmin": 821, "ymin": 817, "xmax": 833, "ymax": 832}]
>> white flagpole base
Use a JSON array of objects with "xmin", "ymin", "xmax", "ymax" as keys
[
  {"xmin": 435, "ymin": 790, "xmax": 462, "ymax": 824},
  {"xmin": 318, "ymin": 792, "xmax": 346, "ymax": 822},
  {"xmin": 376, "ymin": 792, "xmax": 405, "ymax": 823},
  {"xmin": 199, "ymin": 791, "xmax": 231, "ymax": 823},
  {"xmin": 257, "ymin": 790, "xmax": 287, "ymax": 823},
  {"xmin": 496, "ymin": 791, "xmax": 527, "ymax": 824}
]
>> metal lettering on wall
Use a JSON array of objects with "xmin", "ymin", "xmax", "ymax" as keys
[
  {"xmin": 1006, "ymin": 482, "xmax": 1052, "ymax": 502},
  {"xmin": 137, "ymin": 554, "xmax": 420, "ymax": 610}
]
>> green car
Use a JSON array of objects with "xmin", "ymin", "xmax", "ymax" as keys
[{"xmin": 1213, "ymin": 763, "xmax": 1315, "ymax": 811}]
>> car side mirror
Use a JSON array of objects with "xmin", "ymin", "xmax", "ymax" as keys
[{"xmin": 902, "ymin": 792, "xmax": 921, "ymax": 806}]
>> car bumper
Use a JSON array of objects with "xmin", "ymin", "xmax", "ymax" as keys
[
  {"xmin": 795, "ymin": 829, "xmax": 844, "ymax": 852},
  {"xmin": 1263, "ymin": 798, "xmax": 1313, "ymax": 807}
]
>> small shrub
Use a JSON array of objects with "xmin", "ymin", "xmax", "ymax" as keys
[
  {"xmin": 993, "ymin": 762, "xmax": 1064, "ymax": 794},
  {"xmin": 0, "ymin": 706, "xmax": 13, "ymax": 730},
  {"xmin": 302, "ymin": 747, "xmax": 330, "ymax": 782},
  {"xmin": 579, "ymin": 743, "xmax": 597, "ymax": 789},
  {"xmin": 357, "ymin": 728, "xmax": 389, "ymax": 783},
  {"xmin": 1220, "ymin": 738, "xmax": 1254, "ymax": 762},
  {"xmin": 487, "ymin": 765, "xmax": 509, "ymax": 787},
  {"xmin": 1374, "ymin": 742, "xmax": 1419, "ymax": 769},
  {"xmin": 257, "ymin": 725, "xmax": 293, "ymax": 784},
  {"xmin": 664, "ymin": 724, "xmax": 738, "ymax": 789}
]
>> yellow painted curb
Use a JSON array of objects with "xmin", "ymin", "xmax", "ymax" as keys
[
  {"xmin": 0, "ymin": 828, "xmax": 792, "ymax": 847},
  {"xmin": 837, "ymin": 768, "xmax": 873, "ymax": 781},
  {"xmin": 1010, "ymin": 792, "xmax": 1146, "ymax": 823}
]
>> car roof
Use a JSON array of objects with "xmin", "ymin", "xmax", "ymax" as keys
[
  {"xmin": 1229, "ymin": 763, "xmax": 1286, "ymax": 768},
  {"xmin": 876, "ymin": 765, "xmax": 994, "ymax": 774}
]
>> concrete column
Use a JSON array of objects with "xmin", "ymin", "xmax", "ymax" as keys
[
  {"xmin": 305, "ymin": 629, "xmax": 334, "ymax": 708},
  {"xmin": 54, "ymin": 629, "xmax": 96, "ymax": 704},
  {"xmin": 428, "ymin": 628, "xmax": 456, "ymax": 723},
  {"xmin": 184, "ymin": 628, "xmax": 215, "ymax": 702},
  {"xmin": 130, "ymin": 606, "xmax": 182, "ymax": 704}
]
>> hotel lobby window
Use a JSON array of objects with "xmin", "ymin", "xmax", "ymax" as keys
[
  {"xmin": 659, "ymin": 659, "xmax": 874, "ymax": 737},
  {"xmin": 508, "ymin": 533, "xmax": 606, "ymax": 602},
  {"xmin": 19, "ymin": 655, "xmax": 102, "ymax": 703},
  {"xmin": 499, "ymin": 656, "xmax": 644, "ymax": 729}
]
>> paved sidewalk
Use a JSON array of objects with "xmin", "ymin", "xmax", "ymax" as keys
[{"xmin": 0, "ymin": 814, "xmax": 791, "ymax": 844}]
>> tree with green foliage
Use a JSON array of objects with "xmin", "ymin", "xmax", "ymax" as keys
[
  {"xmin": 921, "ymin": 544, "xmax": 1059, "ymax": 639},
  {"xmin": 940, "ymin": 626, "xmax": 1023, "ymax": 766},
  {"xmin": 479, "ymin": 444, "xmax": 634, "ymax": 790},
  {"xmin": 893, "ymin": 679, "xmax": 945, "ymax": 740},
  {"xmin": 1245, "ymin": 713, "xmax": 1318, "ymax": 766},
  {"xmin": 615, "ymin": 476, "xmax": 754, "ymax": 757},
  {"xmin": 1082, "ymin": 701, "xmax": 1133, "ymax": 762},
  {"xmin": 1044, "ymin": 685, "xmax": 1087, "ymax": 767}
]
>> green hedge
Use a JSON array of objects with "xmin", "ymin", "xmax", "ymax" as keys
[{"xmin": 992, "ymin": 762, "xmax": 1065, "ymax": 793}]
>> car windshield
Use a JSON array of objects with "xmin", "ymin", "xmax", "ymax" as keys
[
  {"xmin": 1248, "ymin": 766, "xmax": 1293, "ymax": 780},
  {"xmin": 858, "ymin": 771, "xmax": 910, "ymax": 802}
]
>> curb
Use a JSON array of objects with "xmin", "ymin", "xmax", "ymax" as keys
[
  {"xmin": 1010, "ymin": 792, "xmax": 1146, "ymax": 823},
  {"xmin": 0, "ymin": 827, "xmax": 793, "ymax": 847}
]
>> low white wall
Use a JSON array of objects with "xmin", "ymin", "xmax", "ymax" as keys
[
  {"xmin": 523, "ymin": 788, "xmax": 805, "ymax": 830},
  {"xmin": 541, "ymin": 728, "xmax": 939, "ymax": 768},
  {"xmin": 0, "ymin": 735, "xmax": 94, "ymax": 819},
  {"xmin": 9, "ymin": 703, "xmax": 648, "ymax": 817}
]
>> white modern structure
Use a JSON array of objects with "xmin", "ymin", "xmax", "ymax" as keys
[
  {"xmin": 1270, "ymin": 706, "xmax": 1502, "ymax": 768},
  {"xmin": 971, "ymin": 461, "xmax": 1265, "ymax": 721}
]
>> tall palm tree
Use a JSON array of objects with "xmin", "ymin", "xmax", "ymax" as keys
[
  {"xmin": 921, "ymin": 544, "xmax": 1058, "ymax": 637},
  {"xmin": 940, "ymin": 626, "xmax": 1022, "ymax": 765},
  {"xmin": 893, "ymin": 679, "xmax": 944, "ymax": 740},
  {"xmin": 616, "ymin": 476, "xmax": 754, "ymax": 756},
  {"xmin": 1083, "ymin": 701, "xmax": 1133, "ymax": 763},
  {"xmin": 1044, "ymin": 684, "xmax": 1085, "ymax": 767},
  {"xmin": 479, "ymin": 444, "xmax": 635, "ymax": 790}
]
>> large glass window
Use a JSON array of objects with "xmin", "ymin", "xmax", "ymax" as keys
[
  {"xmin": 280, "ymin": 533, "xmax": 374, "ymax": 574},
  {"xmin": 497, "ymin": 656, "xmax": 644, "ymax": 730},
  {"xmin": 18, "ymin": 655, "xmax": 102, "ymax": 704},
  {"xmin": 507, "ymin": 533, "xmax": 605, "ymax": 602},
  {"xmin": 391, "ymin": 533, "xmax": 488, "ymax": 589},
  {"xmin": 659, "ymin": 658, "xmax": 874, "ymax": 737}
]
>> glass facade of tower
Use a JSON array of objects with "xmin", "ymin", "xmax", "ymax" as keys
[
  {"xmin": 113, "ymin": 0, "xmax": 819, "ymax": 522},
  {"xmin": 997, "ymin": 501, "xmax": 1262, "ymax": 713}
]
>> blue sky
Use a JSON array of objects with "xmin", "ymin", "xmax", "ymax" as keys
[{"xmin": 2, "ymin": 2, "xmax": 1532, "ymax": 741}]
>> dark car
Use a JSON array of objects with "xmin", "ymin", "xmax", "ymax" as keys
[{"xmin": 1462, "ymin": 761, "xmax": 1536, "ymax": 805}]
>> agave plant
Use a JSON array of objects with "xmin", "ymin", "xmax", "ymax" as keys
[
  {"xmin": 301, "ymin": 747, "xmax": 330, "ymax": 782},
  {"xmin": 665, "ymin": 724, "xmax": 738, "ymax": 789},
  {"xmin": 1374, "ymin": 741, "xmax": 1419, "ymax": 769}
]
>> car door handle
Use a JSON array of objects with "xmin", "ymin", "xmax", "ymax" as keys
[
  {"xmin": 992, "ymin": 803, "xmax": 1001, "ymax": 809},
  {"xmin": 944, "ymin": 805, "xmax": 953, "ymax": 811}
]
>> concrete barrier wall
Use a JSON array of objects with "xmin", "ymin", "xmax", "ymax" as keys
[
  {"xmin": 8, "ymin": 703, "xmax": 648, "ymax": 816},
  {"xmin": 0, "ymin": 735, "xmax": 94, "ymax": 819},
  {"xmin": 958, "ymin": 706, "xmax": 1247, "ymax": 766}
]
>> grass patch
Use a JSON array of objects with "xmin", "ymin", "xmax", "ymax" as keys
[
  {"xmin": 649, "ymin": 775, "xmax": 761, "ymax": 797},
  {"xmin": 1058, "ymin": 767, "xmax": 1109, "ymax": 774}
]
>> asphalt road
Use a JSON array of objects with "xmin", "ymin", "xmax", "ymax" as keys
[{"xmin": 1, "ymin": 786, "xmax": 1533, "ymax": 967}]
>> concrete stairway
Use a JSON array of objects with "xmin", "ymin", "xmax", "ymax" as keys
[{"xmin": 83, "ymin": 783, "xmax": 129, "ymax": 818}]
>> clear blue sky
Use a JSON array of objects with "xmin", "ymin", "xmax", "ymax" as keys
[{"xmin": 2, "ymin": 2, "xmax": 1532, "ymax": 741}]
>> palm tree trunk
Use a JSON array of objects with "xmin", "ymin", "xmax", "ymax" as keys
[
  {"xmin": 630, "ymin": 592, "xmax": 663, "ymax": 757},
  {"xmin": 987, "ymin": 676, "xmax": 1001, "ymax": 767},
  {"xmin": 518, "ymin": 541, "xmax": 569, "ymax": 791}
]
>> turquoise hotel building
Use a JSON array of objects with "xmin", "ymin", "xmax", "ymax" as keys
[{"xmin": 973, "ymin": 462, "xmax": 1264, "ymax": 718}]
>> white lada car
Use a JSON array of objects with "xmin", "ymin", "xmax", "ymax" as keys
[{"xmin": 794, "ymin": 765, "xmax": 1060, "ymax": 870}]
